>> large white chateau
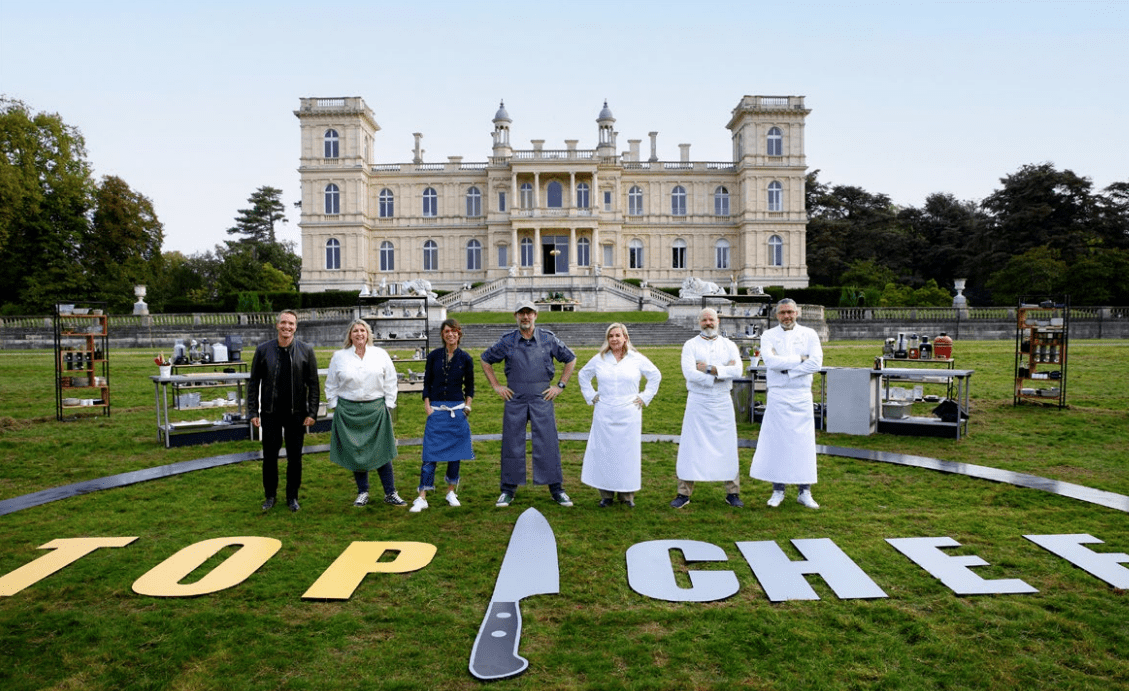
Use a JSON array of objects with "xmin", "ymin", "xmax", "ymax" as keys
[{"xmin": 295, "ymin": 95, "xmax": 810, "ymax": 308}]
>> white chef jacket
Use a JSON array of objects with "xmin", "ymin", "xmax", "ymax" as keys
[
  {"xmin": 578, "ymin": 349, "xmax": 662, "ymax": 491},
  {"xmin": 324, "ymin": 345, "xmax": 399, "ymax": 410},
  {"xmin": 750, "ymin": 323, "xmax": 823, "ymax": 484},
  {"xmin": 676, "ymin": 334, "xmax": 742, "ymax": 481}
]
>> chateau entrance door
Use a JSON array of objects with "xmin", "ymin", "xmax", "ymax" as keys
[{"xmin": 541, "ymin": 235, "xmax": 569, "ymax": 275}]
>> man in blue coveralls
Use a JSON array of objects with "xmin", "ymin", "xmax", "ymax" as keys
[{"xmin": 480, "ymin": 301, "xmax": 577, "ymax": 508}]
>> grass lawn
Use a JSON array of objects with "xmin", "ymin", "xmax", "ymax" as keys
[{"xmin": 1, "ymin": 338, "xmax": 1127, "ymax": 690}]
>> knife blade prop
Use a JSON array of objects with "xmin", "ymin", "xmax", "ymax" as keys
[{"xmin": 468, "ymin": 507, "xmax": 559, "ymax": 681}]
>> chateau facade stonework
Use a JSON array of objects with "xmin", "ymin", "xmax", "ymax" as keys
[{"xmin": 295, "ymin": 96, "xmax": 811, "ymax": 298}]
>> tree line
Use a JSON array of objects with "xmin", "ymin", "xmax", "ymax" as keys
[
  {"xmin": 806, "ymin": 166, "xmax": 1129, "ymax": 306},
  {"xmin": 0, "ymin": 98, "xmax": 300, "ymax": 315},
  {"xmin": 3, "ymin": 99, "xmax": 1126, "ymax": 314}
]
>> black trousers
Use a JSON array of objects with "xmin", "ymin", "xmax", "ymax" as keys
[{"xmin": 261, "ymin": 412, "xmax": 307, "ymax": 501}]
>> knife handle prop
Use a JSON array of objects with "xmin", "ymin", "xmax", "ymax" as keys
[{"xmin": 468, "ymin": 600, "xmax": 528, "ymax": 680}]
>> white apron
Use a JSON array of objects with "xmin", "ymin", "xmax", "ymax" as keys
[
  {"xmin": 676, "ymin": 391, "xmax": 739, "ymax": 481},
  {"xmin": 581, "ymin": 394, "xmax": 643, "ymax": 491},
  {"xmin": 750, "ymin": 386, "xmax": 818, "ymax": 484},
  {"xmin": 578, "ymin": 350, "xmax": 661, "ymax": 492}
]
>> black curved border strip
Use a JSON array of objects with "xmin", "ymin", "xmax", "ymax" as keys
[{"xmin": 1, "ymin": 435, "xmax": 1125, "ymax": 516}]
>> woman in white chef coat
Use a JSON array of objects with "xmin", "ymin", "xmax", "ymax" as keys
[{"xmin": 578, "ymin": 323, "xmax": 661, "ymax": 507}]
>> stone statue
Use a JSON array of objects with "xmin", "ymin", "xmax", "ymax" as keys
[
  {"xmin": 401, "ymin": 278, "xmax": 438, "ymax": 298},
  {"xmin": 509, "ymin": 264, "xmax": 518, "ymax": 277},
  {"xmin": 679, "ymin": 276, "xmax": 726, "ymax": 299}
]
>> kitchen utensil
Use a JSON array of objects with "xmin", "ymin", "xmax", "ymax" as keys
[{"xmin": 469, "ymin": 508, "xmax": 559, "ymax": 680}]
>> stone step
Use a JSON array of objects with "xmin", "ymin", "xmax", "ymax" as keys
[{"xmin": 433, "ymin": 321, "xmax": 699, "ymax": 348}]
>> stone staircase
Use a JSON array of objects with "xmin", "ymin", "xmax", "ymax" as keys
[{"xmin": 435, "ymin": 321, "xmax": 699, "ymax": 349}]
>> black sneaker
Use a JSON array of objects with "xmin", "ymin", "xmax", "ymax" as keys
[
  {"xmin": 553, "ymin": 492, "xmax": 574, "ymax": 507},
  {"xmin": 287, "ymin": 498, "xmax": 300, "ymax": 512},
  {"xmin": 261, "ymin": 497, "xmax": 276, "ymax": 511},
  {"xmin": 670, "ymin": 494, "xmax": 691, "ymax": 509},
  {"xmin": 496, "ymin": 492, "xmax": 514, "ymax": 507},
  {"xmin": 598, "ymin": 498, "xmax": 614, "ymax": 508},
  {"xmin": 384, "ymin": 491, "xmax": 408, "ymax": 506},
  {"xmin": 725, "ymin": 493, "xmax": 745, "ymax": 508}
]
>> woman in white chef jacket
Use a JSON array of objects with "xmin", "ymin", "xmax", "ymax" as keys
[{"xmin": 578, "ymin": 323, "xmax": 662, "ymax": 507}]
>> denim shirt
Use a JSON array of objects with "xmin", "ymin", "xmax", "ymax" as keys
[
  {"xmin": 422, "ymin": 347, "xmax": 475, "ymax": 402},
  {"xmin": 480, "ymin": 327, "xmax": 575, "ymax": 387}
]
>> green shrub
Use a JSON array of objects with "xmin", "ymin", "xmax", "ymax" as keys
[{"xmin": 300, "ymin": 290, "xmax": 361, "ymax": 309}]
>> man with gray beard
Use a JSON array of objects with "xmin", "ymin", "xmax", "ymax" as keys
[
  {"xmin": 670, "ymin": 308, "xmax": 744, "ymax": 509},
  {"xmin": 750, "ymin": 299, "xmax": 823, "ymax": 509}
]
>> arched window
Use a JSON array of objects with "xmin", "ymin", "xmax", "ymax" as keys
[
  {"xmin": 466, "ymin": 239, "xmax": 482, "ymax": 270},
  {"xmin": 671, "ymin": 185, "xmax": 687, "ymax": 216},
  {"xmin": 767, "ymin": 127, "xmax": 783, "ymax": 156},
  {"xmin": 325, "ymin": 238, "xmax": 341, "ymax": 270},
  {"xmin": 576, "ymin": 182, "xmax": 590, "ymax": 209},
  {"xmin": 547, "ymin": 181, "xmax": 563, "ymax": 208},
  {"xmin": 768, "ymin": 181, "xmax": 783, "ymax": 212},
  {"xmin": 628, "ymin": 239, "xmax": 644, "ymax": 269},
  {"xmin": 520, "ymin": 237, "xmax": 534, "ymax": 266},
  {"xmin": 423, "ymin": 239, "xmax": 438, "ymax": 271},
  {"xmin": 324, "ymin": 184, "xmax": 340, "ymax": 215},
  {"xmin": 324, "ymin": 129, "xmax": 339, "ymax": 158},
  {"xmin": 714, "ymin": 186, "xmax": 730, "ymax": 216},
  {"xmin": 520, "ymin": 183, "xmax": 534, "ymax": 209},
  {"xmin": 379, "ymin": 241, "xmax": 394, "ymax": 272},
  {"xmin": 769, "ymin": 235, "xmax": 783, "ymax": 267},
  {"xmin": 423, "ymin": 187, "xmax": 438, "ymax": 217},
  {"xmin": 379, "ymin": 189, "xmax": 394, "ymax": 218},
  {"xmin": 715, "ymin": 239, "xmax": 730, "ymax": 269},
  {"xmin": 672, "ymin": 238, "xmax": 687, "ymax": 270},
  {"xmin": 577, "ymin": 237, "xmax": 590, "ymax": 266},
  {"xmin": 466, "ymin": 186, "xmax": 482, "ymax": 217},
  {"xmin": 628, "ymin": 186, "xmax": 643, "ymax": 215}
]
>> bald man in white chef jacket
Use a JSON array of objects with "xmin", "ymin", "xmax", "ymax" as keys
[{"xmin": 670, "ymin": 308, "xmax": 745, "ymax": 509}]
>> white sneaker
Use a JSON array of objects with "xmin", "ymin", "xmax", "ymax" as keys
[
  {"xmin": 797, "ymin": 490, "xmax": 820, "ymax": 509},
  {"xmin": 409, "ymin": 496, "xmax": 428, "ymax": 513},
  {"xmin": 766, "ymin": 490, "xmax": 785, "ymax": 508},
  {"xmin": 446, "ymin": 490, "xmax": 461, "ymax": 507},
  {"xmin": 353, "ymin": 491, "xmax": 369, "ymax": 507}
]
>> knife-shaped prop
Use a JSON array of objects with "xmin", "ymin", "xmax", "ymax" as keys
[{"xmin": 469, "ymin": 507, "xmax": 559, "ymax": 681}]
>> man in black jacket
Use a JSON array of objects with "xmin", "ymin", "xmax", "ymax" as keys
[{"xmin": 249, "ymin": 310, "xmax": 320, "ymax": 512}]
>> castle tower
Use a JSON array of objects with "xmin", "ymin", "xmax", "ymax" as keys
[
  {"xmin": 596, "ymin": 100, "xmax": 616, "ymax": 158},
  {"xmin": 492, "ymin": 100, "xmax": 512, "ymax": 158},
  {"xmin": 294, "ymin": 97, "xmax": 380, "ymax": 292}
]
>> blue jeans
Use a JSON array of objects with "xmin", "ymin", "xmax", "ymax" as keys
[
  {"xmin": 419, "ymin": 460, "xmax": 460, "ymax": 492},
  {"xmin": 355, "ymin": 464, "xmax": 396, "ymax": 495},
  {"xmin": 773, "ymin": 483, "xmax": 811, "ymax": 492}
]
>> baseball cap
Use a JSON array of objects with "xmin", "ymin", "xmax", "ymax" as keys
[{"xmin": 514, "ymin": 301, "xmax": 539, "ymax": 313}]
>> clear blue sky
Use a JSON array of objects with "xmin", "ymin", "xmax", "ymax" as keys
[{"xmin": 2, "ymin": 0, "xmax": 1126, "ymax": 254}]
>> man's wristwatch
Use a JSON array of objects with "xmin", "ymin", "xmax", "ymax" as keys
[{"xmin": 557, "ymin": 380, "xmax": 567, "ymax": 389}]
